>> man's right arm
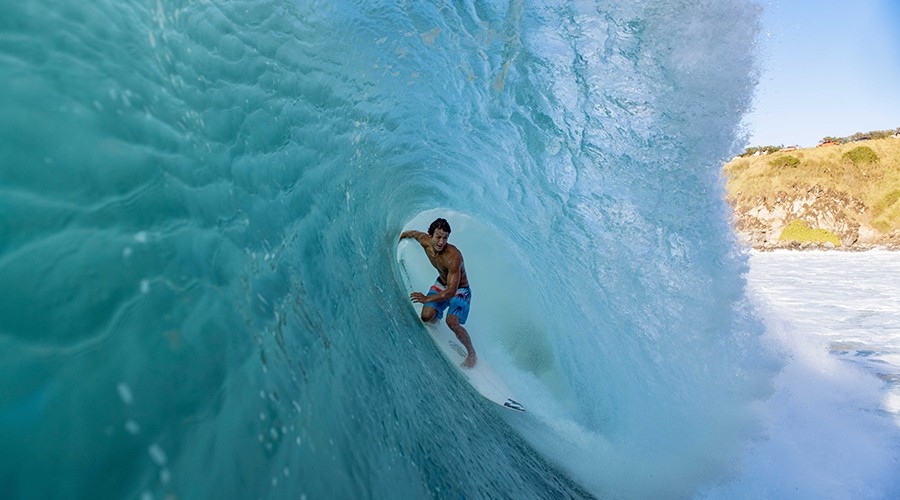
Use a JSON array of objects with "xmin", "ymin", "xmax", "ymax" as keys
[{"xmin": 399, "ymin": 230, "xmax": 427, "ymax": 242}]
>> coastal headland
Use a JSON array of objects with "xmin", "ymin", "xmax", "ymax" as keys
[{"xmin": 723, "ymin": 133, "xmax": 900, "ymax": 251}]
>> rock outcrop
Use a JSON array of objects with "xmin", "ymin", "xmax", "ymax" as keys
[{"xmin": 729, "ymin": 186, "xmax": 900, "ymax": 251}]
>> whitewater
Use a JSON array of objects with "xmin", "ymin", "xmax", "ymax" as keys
[{"xmin": 2, "ymin": 0, "xmax": 898, "ymax": 498}]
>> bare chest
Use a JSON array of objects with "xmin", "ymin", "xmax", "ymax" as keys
[{"xmin": 425, "ymin": 251, "xmax": 452, "ymax": 273}]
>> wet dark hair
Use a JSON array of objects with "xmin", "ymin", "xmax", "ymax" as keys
[{"xmin": 428, "ymin": 218, "xmax": 451, "ymax": 235}]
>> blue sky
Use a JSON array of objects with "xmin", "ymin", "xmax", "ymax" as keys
[{"xmin": 744, "ymin": 0, "xmax": 900, "ymax": 147}]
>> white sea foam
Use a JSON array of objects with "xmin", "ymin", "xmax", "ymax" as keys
[{"xmin": 703, "ymin": 251, "xmax": 900, "ymax": 499}]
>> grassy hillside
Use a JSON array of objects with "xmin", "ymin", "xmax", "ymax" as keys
[{"xmin": 723, "ymin": 137, "xmax": 900, "ymax": 234}]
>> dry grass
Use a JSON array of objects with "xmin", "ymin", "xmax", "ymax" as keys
[{"xmin": 722, "ymin": 137, "xmax": 900, "ymax": 233}]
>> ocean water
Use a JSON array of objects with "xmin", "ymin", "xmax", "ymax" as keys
[{"xmin": 5, "ymin": 0, "xmax": 894, "ymax": 498}]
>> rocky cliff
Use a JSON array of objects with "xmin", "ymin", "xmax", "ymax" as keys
[{"xmin": 729, "ymin": 186, "xmax": 900, "ymax": 251}]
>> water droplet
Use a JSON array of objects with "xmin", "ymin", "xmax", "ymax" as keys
[
  {"xmin": 148, "ymin": 444, "xmax": 167, "ymax": 466},
  {"xmin": 125, "ymin": 420, "xmax": 141, "ymax": 434},
  {"xmin": 117, "ymin": 383, "xmax": 134, "ymax": 405}
]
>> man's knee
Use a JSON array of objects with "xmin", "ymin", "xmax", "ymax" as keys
[
  {"xmin": 421, "ymin": 308, "xmax": 437, "ymax": 323},
  {"xmin": 446, "ymin": 314, "xmax": 460, "ymax": 329}
]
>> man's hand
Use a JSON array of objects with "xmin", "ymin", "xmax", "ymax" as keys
[{"xmin": 410, "ymin": 292, "xmax": 429, "ymax": 304}]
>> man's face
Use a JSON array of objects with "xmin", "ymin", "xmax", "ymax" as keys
[{"xmin": 431, "ymin": 228, "xmax": 449, "ymax": 252}]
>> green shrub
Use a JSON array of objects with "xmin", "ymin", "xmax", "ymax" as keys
[
  {"xmin": 778, "ymin": 220, "xmax": 841, "ymax": 246},
  {"xmin": 873, "ymin": 190, "xmax": 900, "ymax": 216},
  {"xmin": 741, "ymin": 145, "xmax": 783, "ymax": 157},
  {"xmin": 816, "ymin": 128, "xmax": 899, "ymax": 144},
  {"xmin": 843, "ymin": 146, "xmax": 879, "ymax": 165},
  {"xmin": 769, "ymin": 155, "xmax": 800, "ymax": 169}
]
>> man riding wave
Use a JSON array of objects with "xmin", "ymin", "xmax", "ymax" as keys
[{"xmin": 399, "ymin": 218, "xmax": 477, "ymax": 368}]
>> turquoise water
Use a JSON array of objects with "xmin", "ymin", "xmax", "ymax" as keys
[{"xmin": 1, "ymin": 0, "xmax": 782, "ymax": 498}]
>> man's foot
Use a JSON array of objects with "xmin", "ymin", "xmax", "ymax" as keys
[{"xmin": 460, "ymin": 353, "xmax": 477, "ymax": 369}]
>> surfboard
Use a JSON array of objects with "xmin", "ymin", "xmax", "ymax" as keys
[{"xmin": 397, "ymin": 239, "xmax": 525, "ymax": 412}]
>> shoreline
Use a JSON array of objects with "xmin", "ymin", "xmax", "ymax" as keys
[{"xmin": 743, "ymin": 241, "xmax": 900, "ymax": 252}]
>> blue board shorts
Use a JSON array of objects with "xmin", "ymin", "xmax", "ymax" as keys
[{"xmin": 425, "ymin": 279, "xmax": 472, "ymax": 324}]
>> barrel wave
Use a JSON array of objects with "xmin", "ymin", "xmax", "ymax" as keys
[{"xmin": 1, "ymin": 0, "xmax": 775, "ymax": 498}]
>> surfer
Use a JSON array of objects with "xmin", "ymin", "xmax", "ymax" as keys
[{"xmin": 399, "ymin": 218, "xmax": 477, "ymax": 368}]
